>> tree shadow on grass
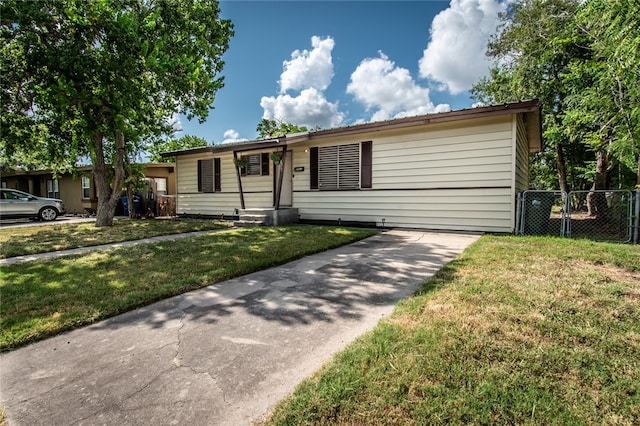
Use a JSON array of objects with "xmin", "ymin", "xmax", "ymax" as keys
[
  {"xmin": 86, "ymin": 230, "xmax": 474, "ymax": 333},
  {"xmin": 1, "ymin": 229, "xmax": 475, "ymax": 351}
]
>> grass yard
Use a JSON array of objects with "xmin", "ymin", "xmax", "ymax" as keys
[
  {"xmin": 263, "ymin": 236, "xmax": 640, "ymax": 425},
  {"xmin": 0, "ymin": 218, "xmax": 230, "ymax": 258},
  {"xmin": 0, "ymin": 225, "xmax": 377, "ymax": 351}
]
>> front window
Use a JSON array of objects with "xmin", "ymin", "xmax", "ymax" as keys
[
  {"xmin": 311, "ymin": 142, "xmax": 372, "ymax": 190},
  {"xmin": 198, "ymin": 159, "xmax": 221, "ymax": 192},
  {"xmin": 155, "ymin": 177, "xmax": 168, "ymax": 196},
  {"xmin": 240, "ymin": 153, "xmax": 270, "ymax": 176},
  {"xmin": 47, "ymin": 179, "xmax": 60, "ymax": 198},
  {"xmin": 81, "ymin": 176, "xmax": 91, "ymax": 199}
]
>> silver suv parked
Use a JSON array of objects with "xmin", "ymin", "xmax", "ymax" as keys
[{"xmin": 0, "ymin": 188, "xmax": 65, "ymax": 221}]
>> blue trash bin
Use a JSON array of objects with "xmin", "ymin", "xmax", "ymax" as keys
[
  {"xmin": 120, "ymin": 196, "xmax": 129, "ymax": 214},
  {"xmin": 121, "ymin": 196, "xmax": 142, "ymax": 215}
]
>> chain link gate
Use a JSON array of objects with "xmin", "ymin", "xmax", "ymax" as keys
[{"xmin": 516, "ymin": 190, "xmax": 640, "ymax": 244}]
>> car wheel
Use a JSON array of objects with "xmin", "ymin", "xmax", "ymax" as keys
[{"xmin": 39, "ymin": 207, "xmax": 58, "ymax": 221}]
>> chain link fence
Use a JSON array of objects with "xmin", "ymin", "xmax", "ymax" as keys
[{"xmin": 516, "ymin": 190, "xmax": 640, "ymax": 244}]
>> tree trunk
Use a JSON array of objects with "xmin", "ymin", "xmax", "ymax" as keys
[
  {"xmin": 93, "ymin": 129, "xmax": 127, "ymax": 227},
  {"xmin": 125, "ymin": 159, "xmax": 135, "ymax": 219},
  {"xmin": 587, "ymin": 148, "xmax": 609, "ymax": 220},
  {"xmin": 126, "ymin": 183, "xmax": 135, "ymax": 219},
  {"xmin": 556, "ymin": 143, "xmax": 569, "ymax": 193}
]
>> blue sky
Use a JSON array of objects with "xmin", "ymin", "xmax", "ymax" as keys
[{"xmin": 176, "ymin": 0, "xmax": 508, "ymax": 144}]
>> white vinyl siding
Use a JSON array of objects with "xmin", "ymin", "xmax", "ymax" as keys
[
  {"xmin": 176, "ymin": 151, "xmax": 273, "ymax": 215},
  {"xmin": 371, "ymin": 123, "xmax": 513, "ymax": 190},
  {"xmin": 291, "ymin": 115, "xmax": 519, "ymax": 233},
  {"xmin": 293, "ymin": 188, "xmax": 513, "ymax": 232},
  {"xmin": 172, "ymin": 111, "xmax": 534, "ymax": 233}
]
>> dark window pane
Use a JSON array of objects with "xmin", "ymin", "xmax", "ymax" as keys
[
  {"xmin": 214, "ymin": 158, "xmax": 221, "ymax": 192},
  {"xmin": 310, "ymin": 147, "xmax": 318, "ymax": 189},
  {"xmin": 198, "ymin": 159, "xmax": 214, "ymax": 192},
  {"xmin": 247, "ymin": 154, "xmax": 261, "ymax": 175}
]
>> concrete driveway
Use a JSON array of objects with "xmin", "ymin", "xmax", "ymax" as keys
[{"xmin": 0, "ymin": 229, "xmax": 480, "ymax": 425}]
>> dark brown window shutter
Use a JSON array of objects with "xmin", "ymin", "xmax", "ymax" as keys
[
  {"xmin": 197, "ymin": 159, "xmax": 203, "ymax": 192},
  {"xmin": 361, "ymin": 141, "xmax": 372, "ymax": 189},
  {"xmin": 310, "ymin": 147, "xmax": 318, "ymax": 189},
  {"xmin": 214, "ymin": 158, "xmax": 221, "ymax": 192},
  {"xmin": 261, "ymin": 152, "xmax": 270, "ymax": 175}
]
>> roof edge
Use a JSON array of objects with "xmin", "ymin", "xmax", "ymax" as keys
[
  {"xmin": 161, "ymin": 139, "xmax": 282, "ymax": 157},
  {"xmin": 162, "ymin": 100, "xmax": 541, "ymax": 157},
  {"xmin": 285, "ymin": 100, "xmax": 541, "ymax": 144}
]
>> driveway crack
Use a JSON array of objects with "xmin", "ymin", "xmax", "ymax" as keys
[
  {"xmin": 171, "ymin": 307, "xmax": 229, "ymax": 406},
  {"xmin": 172, "ymin": 307, "xmax": 187, "ymax": 367}
]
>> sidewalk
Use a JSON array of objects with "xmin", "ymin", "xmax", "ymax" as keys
[{"xmin": 0, "ymin": 229, "xmax": 480, "ymax": 425}]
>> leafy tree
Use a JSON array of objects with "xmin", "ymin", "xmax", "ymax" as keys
[
  {"xmin": 148, "ymin": 135, "xmax": 208, "ymax": 163},
  {"xmin": 256, "ymin": 119, "xmax": 308, "ymax": 139},
  {"xmin": 1, "ymin": 0, "xmax": 234, "ymax": 226},
  {"xmin": 471, "ymin": 0, "xmax": 588, "ymax": 193},
  {"xmin": 568, "ymin": 0, "xmax": 640, "ymax": 188},
  {"xmin": 472, "ymin": 0, "xmax": 639, "ymax": 194}
]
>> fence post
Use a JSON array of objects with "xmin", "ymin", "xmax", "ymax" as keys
[
  {"xmin": 515, "ymin": 192, "xmax": 522, "ymax": 235},
  {"xmin": 561, "ymin": 191, "xmax": 569, "ymax": 238},
  {"xmin": 634, "ymin": 189, "xmax": 640, "ymax": 244}
]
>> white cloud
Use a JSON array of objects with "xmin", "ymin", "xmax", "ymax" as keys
[
  {"xmin": 347, "ymin": 52, "xmax": 450, "ymax": 122},
  {"xmin": 221, "ymin": 129, "xmax": 247, "ymax": 144},
  {"xmin": 167, "ymin": 112, "xmax": 183, "ymax": 134},
  {"xmin": 260, "ymin": 88, "xmax": 345, "ymax": 129},
  {"xmin": 279, "ymin": 36, "xmax": 335, "ymax": 93},
  {"xmin": 418, "ymin": 0, "xmax": 507, "ymax": 94},
  {"xmin": 261, "ymin": 36, "xmax": 344, "ymax": 129}
]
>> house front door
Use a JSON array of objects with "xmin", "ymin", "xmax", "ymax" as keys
[{"xmin": 279, "ymin": 151, "xmax": 293, "ymax": 207}]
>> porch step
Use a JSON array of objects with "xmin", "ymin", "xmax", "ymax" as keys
[
  {"xmin": 234, "ymin": 210, "xmax": 270, "ymax": 227},
  {"xmin": 233, "ymin": 207, "xmax": 299, "ymax": 227},
  {"xmin": 240, "ymin": 214, "xmax": 269, "ymax": 222},
  {"xmin": 234, "ymin": 219, "xmax": 266, "ymax": 227}
]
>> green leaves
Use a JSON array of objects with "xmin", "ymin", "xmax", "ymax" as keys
[
  {"xmin": 147, "ymin": 135, "xmax": 208, "ymax": 163},
  {"xmin": 256, "ymin": 118, "xmax": 308, "ymax": 139},
  {"xmin": 473, "ymin": 0, "xmax": 639, "ymax": 190},
  {"xmin": 1, "ymin": 0, "xmax": 234, "ymax": 224}
]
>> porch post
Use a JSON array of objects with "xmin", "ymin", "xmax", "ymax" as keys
[
  {"xmin": 233, "ymin": 151, "xmax": 245, "ymax": 210},
  {"xmin": 274, "ymin": 146, "xmax": 287, "ymax": 210}
]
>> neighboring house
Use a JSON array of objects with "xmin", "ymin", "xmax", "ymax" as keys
[
  {"xmin": 163, "ymin": 100, "xmax": 542, "ymax": 233},
  {"xmin": 0, "ymin": 163, "xmax": 177, "ymax": 216}
]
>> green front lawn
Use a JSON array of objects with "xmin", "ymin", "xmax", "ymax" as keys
[
  {"xmin": 0, "ymin": 225, "xmax": 377, "ymax": 351},
  {"xmin": 0, "ymin": 218, "xmax": 230, "ymax": 258},
  {"xmin": 263, "ymin": 236, "xmax": 640, "ymax": 425}
]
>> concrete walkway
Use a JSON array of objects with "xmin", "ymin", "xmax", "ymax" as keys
[{"xmin": 0, "ymin": 229, "xmax": 480, "ymax": 425}]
